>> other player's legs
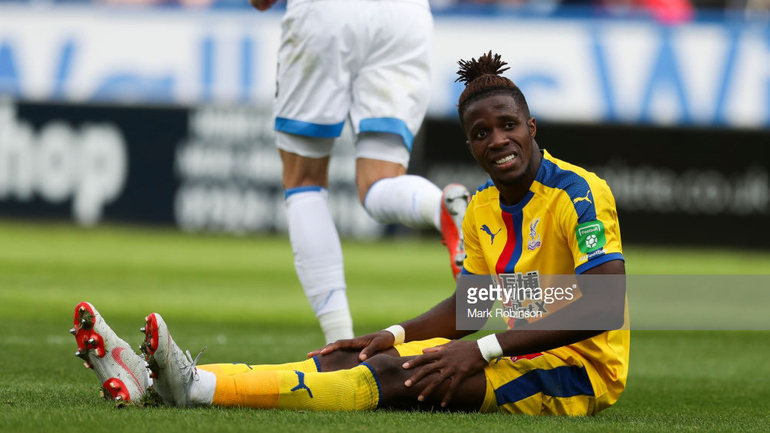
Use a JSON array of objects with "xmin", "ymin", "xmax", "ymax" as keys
[
  {"xmin": 279, "ymin": 143, "xmax": 353, "ymax": 345},
  {"xmin": 70, "ymin": 302, "xmax": 151, "ymax": 402},
  {"xmin": 356, "ymin": 132, "xmax": 470, "ymax": 279}
]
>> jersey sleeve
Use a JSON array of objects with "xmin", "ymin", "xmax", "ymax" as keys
[
  {"xmin": 560, "ymin": 177, "xmax": 624, "ymax": 274},
  {"xmin": 460, "ymin": 195, "xmax": 488, "ymax": 275}
]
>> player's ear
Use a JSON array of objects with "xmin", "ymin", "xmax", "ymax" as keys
[{"xmin": 528, "ymin": 117, "xmax": 537, "ymax": 139}]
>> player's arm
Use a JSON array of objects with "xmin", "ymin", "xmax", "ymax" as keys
[{"xmin": 249, "ymin": 0, "xmax": 278, "ymax": 11}]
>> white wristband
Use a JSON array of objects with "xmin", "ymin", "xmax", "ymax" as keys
[
  {"xmin": 383, "ymin": 325, "xmax": 405, "ymax": 345},
  {"xmin": 477, "ymin": 334, "xmax": 504, "ymax": 362}
]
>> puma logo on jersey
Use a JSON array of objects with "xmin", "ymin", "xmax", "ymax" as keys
[
  {"xmin": 573, "ymin": 190, "xmax": 592, "ymax": 204},
  {"xmin": 291, "ymin": 371, "xmax": 313, "ymax": 398},
  {"xmin": 481, "ymin": 224, "xmax": 501, "ymax": 245}
]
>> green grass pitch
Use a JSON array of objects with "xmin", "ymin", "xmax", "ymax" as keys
[{"xmin": 0, "ymin": 220, "xmax": 768, "ymax": 432}]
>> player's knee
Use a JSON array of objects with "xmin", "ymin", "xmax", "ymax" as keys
[
  {"xmin": 355, "ymin": 160, "xmax": 406, "ymax": 205},
  {"xmin": 358, "ymin": 184, "xmax": 379, "ymax": 206},
  {"xmin": 316, "ymin": 350, "xmax": 362, "ymax": 372},
  {"xmin": 356, "ymin": 173, "xmax": 388, "ymax": 205},
  {"xmin": 364, "ymin": 354, "xmax": 408, "ymax": 382},
  {"xmin": 365, "ymin": 355, "xmax": 426, "ymax": 409}
]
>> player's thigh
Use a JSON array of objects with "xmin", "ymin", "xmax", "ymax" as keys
[
  {"xmin": 481, "ymin": 352, "xmax": 598, "ymax": 415},
  {"xmin": 348, "ymin": 3, "xmax": 432, "ymax": 153},
  {"xmin": 274, "ymin": 2, "xmax": 355, "ymax": 138}
]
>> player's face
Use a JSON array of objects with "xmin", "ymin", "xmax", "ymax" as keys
[{"xmin": 463, "ymin": 93, "xmax": 538, "ymax": 188}]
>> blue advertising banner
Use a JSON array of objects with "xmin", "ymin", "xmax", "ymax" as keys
[{"xmin": 0, "ymin": 7, "xmax": 768, "ymax": 128}]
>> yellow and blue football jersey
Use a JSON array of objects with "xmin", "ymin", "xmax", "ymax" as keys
[{"xmin": 462, "ymin": 149, "xmax": 629, "ymax": 413}]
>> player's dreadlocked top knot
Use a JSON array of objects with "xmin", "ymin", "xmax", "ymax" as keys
[
  {"xmin": 456, "ymin": 51, "xmax": 529, "ymax": 125},
  {"xmin": 456, "ymin": 51, "xmax": 510, "ymax": 87}
]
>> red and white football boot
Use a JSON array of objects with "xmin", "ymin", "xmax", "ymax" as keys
[
  {"xmin": 70, "ymin": 302, "xmax": 151, "ymax": 402},
  {"xmin": 440, "ymin": 184, "xmax": 470, "ymax": 280},
  {"xmin": 140, "ymin": 312, "xmax": 206, "ymax": 408}
]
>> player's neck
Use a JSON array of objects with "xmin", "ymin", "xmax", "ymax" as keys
[{"xmin": 497, "ymin": 148, "xmax": 541, "ymax": 206}]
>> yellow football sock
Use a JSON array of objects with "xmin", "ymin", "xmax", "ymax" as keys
[
  {"xmin": 198, "ymin": 357, "xmax": 319, "ymax": 376},
  {"xmin": 206, "ymin": 364, "xmax": 380, "ymax": 411}
]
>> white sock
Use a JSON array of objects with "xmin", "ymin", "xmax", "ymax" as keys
[
  {"xmin": 285, "ymin": 187, "xmax": 354, "ymax": 343},
  {"xmin": 189, "ymin": 368, "xmax": 216, "ymax": 406},
  {"xmin": 318, "ymin": 311, "xmax": 354, "ymax": 344},
  {"xmin": 363, "ymin": 175, "xmax": 442, "ymax": 230},
  {"xmin": 310, "ymin": 289, "xmax": 353, "ymax": 343}
]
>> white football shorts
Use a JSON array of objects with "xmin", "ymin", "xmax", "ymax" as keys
[{"xmin": 274, "ymin": 0, "xmax": 433, "ymax": 162}]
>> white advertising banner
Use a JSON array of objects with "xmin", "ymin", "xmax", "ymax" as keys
[
  {"xmin": 0, "ymin": 6, "xmax": 768, "ymax": 128},
  {"xmin": 0, "ymin": 7, "xmax": 282, "ymax": 106}
]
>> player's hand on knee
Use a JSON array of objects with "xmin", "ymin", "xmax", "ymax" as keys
[
  {"xmin": 307, "ymin": 331, "xmax": 396, "ymax": 361},
  {"xmin": 402, "ymin": 340, "xmax": 487, "ymax": 408}
]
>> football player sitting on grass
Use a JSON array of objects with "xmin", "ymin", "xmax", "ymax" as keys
[{"xmin": 71, "ymin": 51, "xmax": 628, "ymax": 415}]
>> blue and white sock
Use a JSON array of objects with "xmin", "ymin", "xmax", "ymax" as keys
[{"xmin": 285, "ymin": 187, "xmax": 353, "ymax": 344}]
